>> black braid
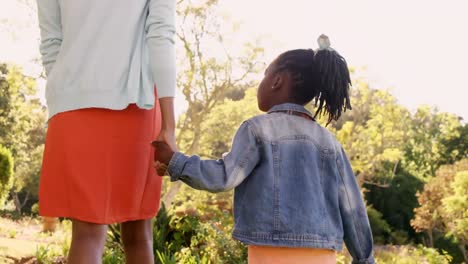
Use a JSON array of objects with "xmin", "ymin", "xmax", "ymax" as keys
[{"xmin": 274, "ymin": 48, "xmax": 352, "ymax": 124}]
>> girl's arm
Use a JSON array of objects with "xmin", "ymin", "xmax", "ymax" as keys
[
  {"xmin": 154, "ymin": 122, "xmax": 261, "ymax": 192},
  {"xmin": 336, "ymin": 147, "xmax": 375, "ymax": 264},
  {"xmin": 37, "ymin": 0, "xmax": 63, "ymax": 75}
]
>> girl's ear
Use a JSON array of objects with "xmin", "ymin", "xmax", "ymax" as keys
[{"xmin": 272, "ymin": 73, "xmax": 283, "ymax": 90}]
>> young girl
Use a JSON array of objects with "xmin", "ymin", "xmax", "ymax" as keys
[{"xmin": 153, "ymin": 35, "xmax": 375, "ymax": 264}]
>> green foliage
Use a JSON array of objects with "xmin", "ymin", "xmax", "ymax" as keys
[
  {"xmin": 337, "ymin": 245, "xmax": 453, "ymax": 264},
  {"xmin": 442, "ymin": 170, "xmax": 468, "ymax": 260},
  {"xmin": 403, "ymin": 106, "xmax": 463, "ymax": 179},
  {"xmin": 9, "ymin": 228, "xmax": 17, "ymax": 238},
  {"xmin": 152, "ymin": 203, "xmax": 246, "ymax": 264},
  {"xmin": 330, "ymin": 82, "xmax": 465, "ymax": 249},
  {"xmin": 374, "ymin": 245, "xmax": 452, "ymax": 264},
  {"xmin": 31, "ymin": 202, "xmax": 39, "ymax": 215},
  {"xmin": 0, "ymin": 144, "xmax": 14, "ymax": 207},
  {"xmin": 35, "ymin": 244, "xmax": 65, "ymax": 264},
  {"xmin": 412, "ymin": 159, "xmax": 468, "ymax": 235},
  {"xmin": 0, "ymin": 63, "xmax": 41, "ymax": 159},
  {"xmin": 367, "ymin": 206, "xmax": 410, "ymax": 245},
  {"xmin": 365, "ymin": 171, "xmax": 424, "ymax": 242},
  {"xmin": 440, "ymin": 123, "xmax": 468, "ymax": 164},
  {"xmin": 156, "ymin": 250, "xmax": 177, "ymax": 264},
  {"xmin": 104, "ymin": 203, "xmax": 246, "ymax": 263},
  {"xmin": 411, "ymin": 159, "xmax": 468, "ymax": 262},
  {"xmin": 367, "ymin": 206, "xmax": 392, "ymax": 244},
  {"xmin": 102, "ymin": 246, "xmax": 125, "ymax": 264},
  {"xmin": 328, "ymin": 84, "xmax": 411, "ymax": 184},
  {"xmin": 0, "ymin": 63, "xmax": 46, "ymax": 213},
  {"xmin": 433, "ymin": 236, "xmax": 465, "ymax": 264},
  {"xmin": 442, "ymin": 171, "xmax": 468, "ymax": 241},
  {"xmin": 198, "ymin": 88, "xmax": 260, "ymax": 158},
  {"xmin": 174, "ymin": 0, "xmax": 264, "ymax": 156}
]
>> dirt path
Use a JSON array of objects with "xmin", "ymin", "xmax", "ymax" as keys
[{"xmin": 0, "ymin": 217, "xmax": 70, "ymax": 264}]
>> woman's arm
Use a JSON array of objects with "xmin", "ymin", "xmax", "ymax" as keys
[
  {"xmin": 37, "ymin": 0, "xmax": 63, "ymax": 75},
  {"xmin": 158, "ymin": 97, "xmax": 177, "ymax": 150},
  {"xmin": 146, "ymin": 0, "xmax": 177, "ymax": 148}
]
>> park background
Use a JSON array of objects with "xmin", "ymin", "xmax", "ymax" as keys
[{"xmin": 0, "ymin": 0, "xmax": 467, "ymax": 263}]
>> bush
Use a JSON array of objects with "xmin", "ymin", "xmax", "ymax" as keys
[
  {"xmin": 374, "ymin": 245, "xmax": 453, "ymax": 264},
  {"xmin": 35, "ymin": 244, "xmax": 66, "ymax": 264},
  {"xmin": 0, "ymin": 145, "xmax": 14, "ymax": 208},
  {"xmin": 153, "ymin": 203, "xmax": 246, "ymax": 263},
  {"xmin": 367, "ymin": 206, "xmax": 392, "ymax": 244},
  {"xmin": 31, "ymin": 202, "xmax": 39, "ymax": 215},
  {"xmin": 105, "ymin": 203, "xmax": 246, "ymax": 263},
  {"xmin": 365, "ymin": 171, "xmax": 424, "ymax": 243},
  {"xmin": 102, "ymin": 246, "xmax": 125, "ymax": 264}
]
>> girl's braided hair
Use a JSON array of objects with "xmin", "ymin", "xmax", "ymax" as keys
[{"xmin": 274, "ymin": 35, "xmax": 352, "ymax": 124}]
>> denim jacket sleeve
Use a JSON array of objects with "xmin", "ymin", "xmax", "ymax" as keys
[
  {"xmin": 336, "ymin": 147, "xmax": 375, "ymax": 264},
  {"xmin": 167, "ymin": 121, "xmax": 260, "ymax": 193}
]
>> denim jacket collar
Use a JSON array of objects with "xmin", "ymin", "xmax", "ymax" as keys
[{"xmin": 268, "ymin": 103, "xmax": 314, "ymax": 120}]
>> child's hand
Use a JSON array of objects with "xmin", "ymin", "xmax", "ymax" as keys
[{"xmin": 151, "ymin": 141, "xmax": 175, "ymax": 175}]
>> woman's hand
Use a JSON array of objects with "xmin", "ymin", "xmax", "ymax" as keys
[
  {"xmin": 156, "ymin": 129, "xmax": 178, "ymax": 151},
  {"xmin": 152, "ymin": 140, "xmax": 175, "ymax": 176}
]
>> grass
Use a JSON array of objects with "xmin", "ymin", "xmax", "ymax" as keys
[
  {"xmin": 0, "ymin": 215, "xmax": 455, "ymax": 264},
  {"xmin": 0, "ymin": 216, "xmax": 71, "ymax": 263},
  {"xmin": 0, "ymin": 237, "xmax": 39, "ymax": 263}
]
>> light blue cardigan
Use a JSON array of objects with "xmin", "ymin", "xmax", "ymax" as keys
[{"xmin": 37, "ymin": 0, "xmax": 176, "ymax": 119}]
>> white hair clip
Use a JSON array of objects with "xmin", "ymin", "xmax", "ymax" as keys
[{"xmin": 317, "ymin": 34, "xmax": 333, "ymax": 52}]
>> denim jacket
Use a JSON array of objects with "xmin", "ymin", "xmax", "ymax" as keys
[{"xmin": 168, "ymin": 103, "xmax": 375, "ymax": 264}]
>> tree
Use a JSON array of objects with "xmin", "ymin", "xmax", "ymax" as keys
[
  {"xmin": 0, "ymin": 63, "xmax": 46, "ymax": 213},
  {"xmin": 365, "ymin": 170, "xmax": 424, "ymax": 242},
  {"xmin": 198, "ymin": 88, "xmax": 260, "ymax": 158},
  {"xmin": 328, "ymin": 83, "xmax": 411, "ymax": 185},
  {"xmin": 163, "ymin": 0, "xmax": 264, "ymax": 206},
  {"xmin": 442, "ymin": 171, "xmax": 468, "ymax": 262},
  {"xmin": 403, "ymin": 106, "xmax": 463, "ymax": 179},
  {"xmin": 0, "ymin": 145, "xmax": 14, "ymax": 207},
  {"xmin": 440, "ymin": 123, "xmax": 468, "ymax": 164},
  {"xmin": 411, "ymin": 159, "xmax": 468, "ymax": 259}
]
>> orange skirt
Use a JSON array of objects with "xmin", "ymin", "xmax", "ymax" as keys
[
  {"xmin": 248, "ymin": 246, "xmax": 336, "ymax": 264},
  {"xmin": 39, "ymin": 103, "xmax": 162, "ymax": 224}
]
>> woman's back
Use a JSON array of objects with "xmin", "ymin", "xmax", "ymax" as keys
[{"xmin": 38, "ymin": 0, "xmax": 175, "ymax": 118}]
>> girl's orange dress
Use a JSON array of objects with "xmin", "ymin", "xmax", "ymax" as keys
[
  {"xmin": 39, "ymin": 100, "xmax": 162, "ymax": 224},
  {"xmin": 248, "ymin": 246, "xmax": 336, "ymax": 264}
]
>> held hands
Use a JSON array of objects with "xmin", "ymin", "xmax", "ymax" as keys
[
  {"xmin": 154, "ymin": 97, "xmax": 177, "ymax": 176},
  {"xmin": 156, "ymin": 128, "xmax": 178, "ymax": 152},
  {"xmin": 152, "ymin": 140, "xmax": 175, "ymax": 176}
]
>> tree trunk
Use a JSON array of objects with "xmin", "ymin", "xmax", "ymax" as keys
[
  {"xmin": 161, "ymin": 181, "xmax": 182, "ymax": 208},
  {"xmin": 12, "ymin": 191, "xmax": 30, "ymax": 215},
  {"xmin": 13, "ymin": 192, "xmax": 22, "ymax": 214},
  {"xmin": 459, "ymin": 242, "xmax": 467, "ymax": 263},
  {"xmin": 428, "ymin": 229, "xmax": 434, "ymax": 248}
]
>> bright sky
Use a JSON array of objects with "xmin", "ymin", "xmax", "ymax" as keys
[{"xmin": 1, "ymin": 0, "xmax": 467, "ymax": 120}]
